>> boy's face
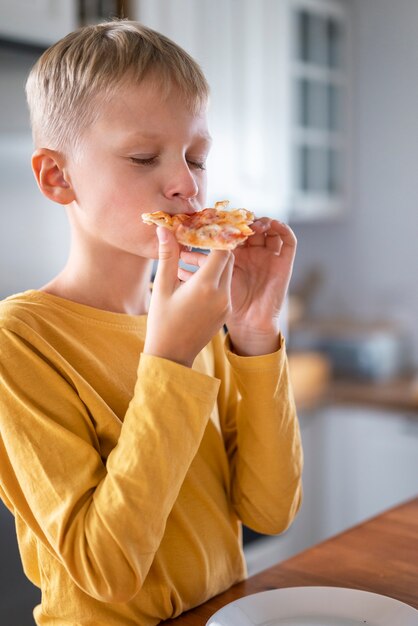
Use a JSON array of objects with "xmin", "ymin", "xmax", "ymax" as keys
[{"xmin": 64, "ymin": 78, "xmax": 211, "ymax": 260}]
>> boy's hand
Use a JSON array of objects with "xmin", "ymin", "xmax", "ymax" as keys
[
  {"xmin": 179, "ymin": 218, "xmax": 297, "ymax": 357},
  {"xmin": 143, "ymin": 227, "xmax": 234, "ymax": 368},
  {"xmin": 228, "ymin": 218, "xmax": 297, "ymax": 355}
]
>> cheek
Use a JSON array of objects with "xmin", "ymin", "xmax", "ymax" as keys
[{"xmin": 70, "ymin": 169, "xmax": 113, "ymax": 213}]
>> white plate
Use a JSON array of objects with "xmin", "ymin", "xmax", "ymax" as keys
[{"xmin": 206, "ymin": 586, "xmax": 418, "ymax": 626}]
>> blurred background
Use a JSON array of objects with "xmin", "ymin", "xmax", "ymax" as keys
[{"xmin": 0, "ymin": 0, "xmax": 417, "ymax": 624}]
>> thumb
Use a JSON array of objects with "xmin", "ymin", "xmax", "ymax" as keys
[{"xmin": 153, "ymin": 226, "xmax": 179, "ymax": 292}]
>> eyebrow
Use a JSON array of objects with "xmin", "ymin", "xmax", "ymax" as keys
[{"xmin": 123, "ymin": 131, "xmax": 213, "ymax": 144}]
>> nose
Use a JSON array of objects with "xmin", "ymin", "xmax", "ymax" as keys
[{"xmin": 163, "ymin": 160, "xmax": 199, "ymax": 201}]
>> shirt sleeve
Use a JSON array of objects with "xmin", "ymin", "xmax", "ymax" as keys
[
  {"xmin": 0, "ymin": 326, "xmax": 220, "ymax": 603},
  {"xmin": 213, "ymin": 331, "xmax": 303, "ymax": 535}
]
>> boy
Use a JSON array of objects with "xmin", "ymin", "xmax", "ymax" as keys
[{"xmin": 0, "ymin": 20, "xmax": 302, "ymax": 626}]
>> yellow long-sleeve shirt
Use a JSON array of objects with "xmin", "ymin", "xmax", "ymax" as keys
[{"xmin": 0, "ymin": 290, "xmax": 302, "ymax": 625}]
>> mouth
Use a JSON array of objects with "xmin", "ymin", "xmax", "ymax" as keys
[{"xmin": 174, "ymin": 203, "xmax": 200, "ymax": 216}]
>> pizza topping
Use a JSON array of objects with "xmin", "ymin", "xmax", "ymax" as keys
[{"xmin": 141, "ymin": 201, "xmax": 255, "ymax": 250}]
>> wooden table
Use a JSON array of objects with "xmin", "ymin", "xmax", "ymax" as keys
[
  {"xmin": 163, "ymin": 497, "xmax": 418, "ymax": 625},
  {"xmin": 327, "ymin": 375, "xmax": 418, "ymax": 413}
]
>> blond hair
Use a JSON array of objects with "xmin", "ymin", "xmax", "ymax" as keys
[{"xmin": 25, "ymin": 20, "xmax": 209, "ymax": 154}]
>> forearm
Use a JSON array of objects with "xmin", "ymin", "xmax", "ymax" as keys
[
  {"xmin": 222, "ymin": 337, "xmax": 303, "ymax": 533},
  {"xmin": 71, "ymin": 354, "xmax": 219, "ymax": 601}
]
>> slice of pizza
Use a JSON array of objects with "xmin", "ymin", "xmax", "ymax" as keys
[{"xmin": 142, "ymin": 201, "xmax": 255, "ymax": 250}]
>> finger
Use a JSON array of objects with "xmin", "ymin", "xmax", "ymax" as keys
[
  {"xmin": 152, "ymin": 226, "xmax": 180, "ymax": 293},
  {"xmin": 267, "ymin": 221, "xmax": 297, "ymax": 256},
  {"xmin": 198, "ymin": 249, "xmax": 232, "ymax": 285},
  {"xmin": 218, "ymin": 248, "xmax": 235, "ymax": 291},
  {"xmin": 177, "ymin": 267, "xmax": 195, "ymax": 282},
  {"xmin": 179, "ymin": 248, "xmax": 209, "ymax": 268},
  {"xmin": 247, "ymin": 218, "xmax": 272, "ymax": 246}
]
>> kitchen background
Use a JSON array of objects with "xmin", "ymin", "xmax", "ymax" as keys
[{"xmin": 0, "ymin": 0, "xmax": 417, "ymax": 624}]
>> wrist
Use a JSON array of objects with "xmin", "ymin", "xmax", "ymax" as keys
[
  {"xmin": 228, "ymin": 327, "xmax": 281, "ymax": 357},
  {"xmin": 143, "ymin": 341, "xmax": 194, "ymax": 368}
]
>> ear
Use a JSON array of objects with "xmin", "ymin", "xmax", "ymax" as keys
[{"xmin": 31, "ymin": 148, "xmax": 76, "ymax": 205}]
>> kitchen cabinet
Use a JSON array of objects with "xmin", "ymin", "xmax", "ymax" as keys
[
  {"xmin": 0, "ymin": 0, "xmax": 78, "ymax": 47},
  {"xmin": 133, "ymin": 0, "xmax": 350, "ymax": 221},
  {"xmin": 245, "ymin": 405, "xmax": 418, "ymax": 575},
  {"xmin": 0, "ymin": 1, "xmax": 126, "ymax": 47},
  {"xmin": 289, "ymin": 0, "xmax": 350, "ymax": 220}
]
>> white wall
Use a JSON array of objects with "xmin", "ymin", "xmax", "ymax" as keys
[
  {"xmin": 0, "ymin": 47, "xmax": 69, "ymax": 298},
  {"xmin": 0, "ymin": 135, "xmax": 69, "ymax": 297},
  {"xmin": 292, "ymin": 0, "xmax": 418, "ymax": 366}
]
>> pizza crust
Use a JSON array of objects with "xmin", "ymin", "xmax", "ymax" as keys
[{"xmin": 142, "ymin": 201, "xmax": 255, "ymax": 250}]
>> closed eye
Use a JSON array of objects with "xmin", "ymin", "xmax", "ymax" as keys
[
  {"xmin": 187, "ymin": 160, "xmax": 206, "ymax": 170},
  {"xmin": 129, "ymin": 156, "xmax": 206, "ymax": 170},
  {"xmin": 130, "ymin": 156, "xmax": 157, "ymax": 166}
]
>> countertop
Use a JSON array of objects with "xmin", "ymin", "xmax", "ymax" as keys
[
  {"xmin": 326, "ymin": 373, "xmax": 418, "ymax": 413},
  {"xmin": 162, "ymin": 497, "xmax": 418, "ymax": 624},
  {"xmin": 288, "ymin": 351, "xmax": 418, "ymax": 414}
]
